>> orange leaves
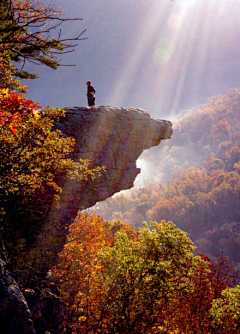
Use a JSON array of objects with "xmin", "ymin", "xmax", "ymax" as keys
[
  {"xmin": 53, "ymin": 213, "xmax": 107, "ymax": 332},
  {"xmin": 1, "ymin": 0, "xmax": 86, "ymax": 83},
  {"xmin": 211, "ymin": 118, "xmax": 231, "ymax": 142},
  {"xmin": 11, "ymin": 0, "xmax": 62, "ymax": 31},
  {"xmin": 55, "ymin": 219, "xmax": 219, "ymax": 333},
  {"xmin": 53, "ymin": 215, "xmax": 138, "ymax": 333},
  {"xmin": 9, "ymin": 122, "xmax": 17, "ymax": 135},
  {"xmin": 0, "ymin": 97, "xmax": 91, "ymax": 207},
  {"xmin": 13, "ymin": 0, "xmax": 60, "ymax": 20},
  {"xmin": 169, "ymin": 253, "xmax": 238, "ymax": 334}
]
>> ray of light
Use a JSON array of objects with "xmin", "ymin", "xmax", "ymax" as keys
[
  {"xmin": 106, "ymin": 0, "xmax": 172, "ymax": 106},
  {"xmin": 106, "ymin": 0, "xmax": 236, "ymax": 118}
]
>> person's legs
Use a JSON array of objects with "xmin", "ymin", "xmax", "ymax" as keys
[
  {"xmin": 88, "ymin": 96, "xmax": 92, "ymax": 106},
  {"xmin": 88, "ymin": 96, "xmax": 95, "ymax": 106}
]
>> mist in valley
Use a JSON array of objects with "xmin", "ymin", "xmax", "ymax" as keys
[{"xmin": 23, "ymin": 0, "xmax": 240, "ymax": 264}]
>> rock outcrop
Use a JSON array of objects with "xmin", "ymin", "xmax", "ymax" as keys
[
  {"xmin": 51, "ymin": 106, "xmax": 172, "ymax": 228},
  {"xmin": 0, "ymin": 234, "xmax": 64, "ymax": 334},
  {"xmin": 38, "ymin": 106, "xmax": 172, "ymax": 272}
]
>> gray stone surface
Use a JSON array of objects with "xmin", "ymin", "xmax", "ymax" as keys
[
  {"xmin": 0, "ymin": 235, "xmax": 64, "ymax": 334},
  {"xmin": 54, "ymin": 106, "xmax": 172, "ymax": 215}
]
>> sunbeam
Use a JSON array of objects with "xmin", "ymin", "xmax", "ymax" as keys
[
  {"xmin": 105, "ymin": 0, "xmax": 240, "ymax": 118},
  {"xmin": 106, "ymin": 0, "xmax": 172, "ymax": 106}
]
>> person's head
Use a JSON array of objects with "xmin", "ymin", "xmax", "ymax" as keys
[{"xmin": 86, "ymin": 80, "xmax": 91, "ymax": 86}]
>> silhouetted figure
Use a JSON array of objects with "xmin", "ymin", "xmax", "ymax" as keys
[{"xmin": 86, "ymin": 80, "xmax": 95, "ymax": 106}]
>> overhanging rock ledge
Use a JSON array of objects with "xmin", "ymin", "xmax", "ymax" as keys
[{"xmin": 53, "ymin": 106, "xmax": 172, "ymax": 220}]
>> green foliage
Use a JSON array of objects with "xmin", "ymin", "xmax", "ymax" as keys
[
  {"xmin": 210, "ymin": 284, "xmax": 240, "ymax": 333},
  {"xmin": 97, "ymin": 221, "xmax": 200, "ymax": 333},
  {"xmin": 55, "ymin": 216, "xmax": 239, "ymax": 333},
  {"xmin": 55, "ymin": 216, "xmax": 209, "ymax": 333},
  {"xmin": 0, "ymin": 51, "xmax": 27, "ymax": 92},
  {"xmin": 0, "ymin": 90, "xmax": 86, "ymax": 204}
]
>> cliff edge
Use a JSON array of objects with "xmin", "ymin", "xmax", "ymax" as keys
[{"xmin": 52, "ymin": 106, "xmax": 172, "ymax": 226}]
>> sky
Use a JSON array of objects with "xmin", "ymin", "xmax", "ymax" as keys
[{"xmin": 23, "ymin": 0, "xmax": 240, "ymax": 120}]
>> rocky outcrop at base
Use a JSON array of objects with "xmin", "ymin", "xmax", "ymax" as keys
[
  {"xmin": 0, "ymin": 235, "xmax": 35, "ymax": 334},
  {"xmin": 0, "ymin": 235, "xmax": 64, "ymax": 334}
]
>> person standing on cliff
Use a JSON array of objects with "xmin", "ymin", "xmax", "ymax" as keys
[{"xmin": 86, "ymin": 80, "xmax": 96, "ymax": 106}]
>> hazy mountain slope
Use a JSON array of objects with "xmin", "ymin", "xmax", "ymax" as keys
[{"xmin": 95, "ymin": 88, "xmax": 240, "ymax": 270}]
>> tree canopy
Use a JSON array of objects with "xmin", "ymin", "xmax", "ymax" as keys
[{"xmin": 54, "ymin": 214, "xmax": 239, "ymax": 334}]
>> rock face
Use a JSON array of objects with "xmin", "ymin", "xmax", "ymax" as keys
[
  {"xmin": 0, "ymin": 234, "xmax": 64, "ymax": 334},
  {"xmin": 0, "ymin": 236, "xmax": 35, "ymax": 334},
  {"xmin": 51, "ymin": 106, "xmax": 172, "ymax": 228}
]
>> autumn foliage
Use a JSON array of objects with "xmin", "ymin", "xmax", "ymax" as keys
[
  {"xmin": 54, "ymin": 214, "xmax": 239, "ymax": 333},
  {"xmin": 0, "ymin": 2, "xmax": 96, "ymax": 280},
  {"xmin": 96, "ymin": 88, "xmax": 240, "ymax": 272},
  {"xmin": 51, "ymin": 88, "xmax": 240, "ymax": 332},
  {"xmin": 0, "ymin": 0, "xmax": 101, "ymax": 278}
]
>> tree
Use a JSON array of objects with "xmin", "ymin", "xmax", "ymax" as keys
[
  {"xmin": 210, "ymin": 284, "xmax": 240, "ymax": 333},
  {"xmin": 53, "ymin": 214, "xmax": 137, "ymax": 334},
  {"xmin": 168, "ymin": 253, "xmax": 238, "ymax": 334},
  {"xmin": 0, "ymin": 0, "xmax": 86, "ymax": 82},
  {"xmin": 55, "ymin": 219, "xmax": 205, "ymax": 333},
  {"xmin": 55, "ymin": 216, "xmax": 240, "ymax": 333},
  {"xmin": 0, "ymin": 89, "xmax": 100, "ymax": 205},
  {"xmin": 53, "ymin": 213, "xmax": 108, "ymax": 332},
  {"xmin": 96, "ymin": 221, "xmax": 202, "ymax": 334},
  {"xmin": 0, "ymin": 89, "xmax": 101, "ymax": 202},
  {"xmin": 0, "ymin": 51, "xmax": 27, "ymax": 92}
]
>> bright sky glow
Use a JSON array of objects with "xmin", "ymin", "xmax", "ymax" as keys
[
  {"xmin": 25, "ymin": 0, "xmax": 240, "ymax": 119},
  {"xmin": 103, "ymin": 0, "xmax": 240, "ymax": 117}
]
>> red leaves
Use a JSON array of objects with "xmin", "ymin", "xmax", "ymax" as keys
[
  {"xmin": 0, "ymin": 90, "xmax": 41, "ymax": 135},
  {"xmin": 165, "ymin": 253, "xmax": 239, "ymax": 333}
]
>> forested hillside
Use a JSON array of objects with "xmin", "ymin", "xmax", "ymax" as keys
[
  {"xmin": 96, "ymin": 88, "xmax": 240, "ymax": 271},
  {"xmin": 54, "ymin": 213, "xmax": 240, "ymax": 333}
]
